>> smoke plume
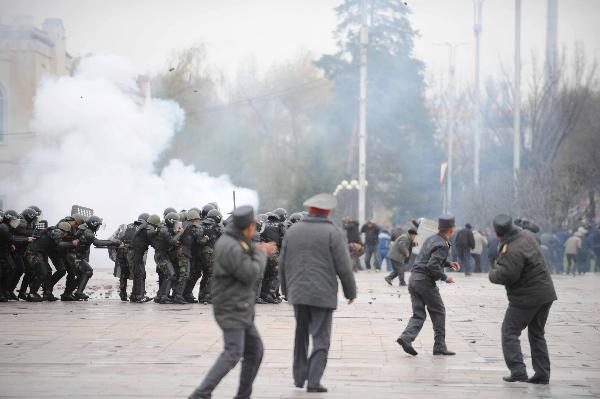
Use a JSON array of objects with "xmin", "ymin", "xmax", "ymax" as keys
[{"xmin": 3, "ymin": 55, "xmax": 258, "ymax": 234}]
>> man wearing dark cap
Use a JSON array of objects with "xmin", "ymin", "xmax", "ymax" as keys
[
  {"xmin": 489, "ymin": 214, "xmax": 557, "ymax": 385},
  {"xmin": 397, "ymin": 215, "xmax": 461, "ymax": 356},
  {"xmin": 189, "ymin": 206, "xmax": 276, "ymax": 399},
  {"xmin": 279, "ymin": 193, "xmax": 357, "ymax": 393},
  {"xmin": 455, "ymin": 223, "xmax": 475, "ymax": 276},
  {"xmin": 385, "ymin": 227, "xmax": 418, "ymax": 286}
]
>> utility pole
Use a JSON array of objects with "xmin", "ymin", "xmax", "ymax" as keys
[
  {"xmin": 358, "ymin": 0, "xmax": 369, "ymax": 224},
  {"xmin": 545, "ymin": 0, "xmax": 558, "ymax": 88},
  {"xmin": 513, "ymin": 0, "xmax": 521, "ymax": 184},
  {"xmin": 473, "ymin": 0, "xmax": 484, "ymax": 187},
  {"xmin": 438, "ymin": 42, "xmax": 467, "ymax": 214}
]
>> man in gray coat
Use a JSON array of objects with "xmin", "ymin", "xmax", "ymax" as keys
[
  {"xmin": 385, "ymin": 227, "xmax": 417, "ymax": 286},
  {"xmin": 279, "ymin": 193, "xmax": 357, "ymax": 393},
  {"xmin": 189, "ymin": 206, "xmax": 276, "ymax": 399}
]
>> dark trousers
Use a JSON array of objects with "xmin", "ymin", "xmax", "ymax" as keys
[
  {"xmin": 364, "ymin": 244, "xmax": 378, "ymax": 270},
  {"xmin": 386, "ymin": 260, "xmax": 406, "ymax": 285},
  {"xmin": 293, "ymin": 304, "xmax": 333, "ymax": 389},
  {"xmin": 400, "ymin": 276, "xmax": 447, "ymax": 351},
  {"xmin": 566, "ymin": 254, "xmax": 577, "ymax": 275},
  {"xmin": 502, "ymin": 302, "xmax": 552, "ymax": 379},
  {"xmin": 189, "ymin": 325, "xmax": 263, "ymax": 399},
  {"xmin": 457, "ymin": 248, "xmax": 472, "ymax": 274},
  {"xmin": 471, "ymin": 253, "xmax": 482, "ymax": 273}
]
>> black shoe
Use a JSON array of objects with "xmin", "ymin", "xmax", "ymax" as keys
[
  {"xmin": 17, "ymin": 292, "xmax": 28, "ymax": 301},
  {"xmin": 183, "ymin": 295, "xmax": 196, "ymax": 303},
  {"xmin": 527, "ymin": 375, "xmax": 549, "ymax": 385},
  {"xmin": 263, "ymin": 296, "xmax": 278, "ymax": 304},
  {"xmin": 256, "ymin": 297, "xmax": 266, "ymax": 304},
  {"xmin": 25, "ymin": 293, "xmax": 43, "ymax": 302},
  {"xmin": 8, "ymin": 292, "xmax": 19, "ymax": 301},
  {"xmin": 0, "ymin": 296, "xmax": 8, "ymax": 302},
  {"xmin": 384, "ymin": 277, "xmax": 393, "ymax": 286},
  {"xmin": 131, "ymin": 296, "xmax": 152, "ymax": 303},
  {"xmin": 399, "ymin": 281, "xmax": 407, "ymax": 286},
  {"xmin": 307, "ymin": 385, "xmax": 327, "ymax": 393},
  {"xmin": 397, "ymin": 337, "xmax": 418, "ymax": 356},
  {"xmin": 295, "ymin": 382, "xmax": 304, "ymax": 389},
  {"xmin": 42, "ymin": 293, "xmax": 58, "ymax": 302},
  {"xmin": 119, "ymin": 292, "xmax": 128, "ymax": 302},
  {"xmin": 157, "ymin": 297, "xmax": 173, "ymax": 304},
  {"xmin": 172, "ymin": 296, "xmax": 188, "ymax": 304},
  {"xmin": 503, "ymin": 374, "xmax": 528, "ymax": 382},
  {"xmin": 61, "ymin": 294, "xmax": 76, "ymax": 301},
  {"xmin": 72, "ymin": 292, "xmax": 89, "ymax": 301},
  {"xmin": 433, "ymin": 349, "xmax": 456, "ymax": 356}
]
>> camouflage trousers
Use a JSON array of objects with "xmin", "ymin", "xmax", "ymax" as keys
[
  {"xmin": 155, "ymin": 254, "xmax": 176, "ymax": 299},
  {"xmin": 183, "ymin": 255, "xmax": 202, "ymax": 299},
  {"xmin": 174, "ymin": 250, "xmax": 191, "ymax": 297},
  {"xmin": 62, "ymin": 252, "xmax": 79, "ymax": 296},
  {"xmin": 198, "ymin": 249, "xmax": 214, "ymax": 301},
  {"xmin": 117, "ymin": 248, "xmax": 134, "ymax": 295},
  {"xmin": 260, "ymin": 255, "xmax": 280, "ymax": 300}
]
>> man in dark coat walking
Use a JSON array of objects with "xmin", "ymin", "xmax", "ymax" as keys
[
  {"xmin": 455, "ymin": 223, "xmax": 475, "ymax": 275},
  {"xmin": 189, "ymin": 206, "xmax": 276, "ymax": 399},
  {"xmin": 279, "ymin": 193, "xmax": 357, "ymax": 393},
  {"xmin": 489, "ymin": 214, "xmax": 557, "ymax": 385},
  {"xmin": 397, "ymin": 216, "xmax": 461, "ymax": 357}
]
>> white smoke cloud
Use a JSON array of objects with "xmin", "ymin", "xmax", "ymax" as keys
[{"xmin": 3, "ymin": 54, "xmax": 258, "ymax": 234}]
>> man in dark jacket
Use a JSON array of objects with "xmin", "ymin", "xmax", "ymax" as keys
[
  {"xmin": 280, "ymin": 193, "xmax": 357, "ymax": 393},
  {"xmin": 189, "ymin": 206, "xmax": 274, "ymax": 399},
  {"xmin": 385, "ymin": 228, "xmax": 417, "ymax": 286},
  {"xmin": 489, "ymin": 214, "xmax": 557, "ymax": 385},
  {"xmin": 455, "ymin": 223, "xmax": 475, "ymax": 275},
  {"xmin": 397, "ymin": 216, "xmax": 461, "ymax": 357},
  {"xmin": 360, "ymin": 219, "xmax": 380, "ymax": 270}
]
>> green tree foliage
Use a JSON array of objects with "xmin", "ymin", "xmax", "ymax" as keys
[{"xmin": 316, "ymin": 0, "xmax": 440, "ymax": 219}]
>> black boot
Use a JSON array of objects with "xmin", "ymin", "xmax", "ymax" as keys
[
  {"xmin": 42, "ymin": 292, "xmax": 58, "ymax": 302},
  {"xmin": 25, "ymin": 293, "xmax": 43, "ymax": 302},
  {"xmin": 397, "ymin": 337, "xmax": 418, "ymax": 356},
  {"xmin": 75, "ymin": 273, "xmax": 91, "ymax": 299},
  {"xmin": 157, "ymin": 279, "xmax": 172, "ymax": 304},
  {"xmin": 503, "ymin": 373, "xmax": 528, "ymax": 382}
]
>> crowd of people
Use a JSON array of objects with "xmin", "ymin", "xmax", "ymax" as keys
[
  {"xmin": 0, "ymin": 204, "xmax": 306, "ymax": 304},
  {"xmin": 341, "ymin": 216, "xmax": 600, "ymax": 284}
]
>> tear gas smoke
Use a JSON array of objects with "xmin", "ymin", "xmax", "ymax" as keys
[{"xmin": 2, "ymin": 54, "xmax": 258, "ymax": 242}]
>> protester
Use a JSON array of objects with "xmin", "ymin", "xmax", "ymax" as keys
[
  {"xmin": 471, "ymin": 229, "xmax": 488, "ymax": 273},
  {"xmin": 279, "ymin": 193, "xmax": 357, "ymax": 393},
  {"xmin": 565, "ymin": 231, "xmax": 582, "ymax": 275},
  {"xmin": 377, "ymin": 229, "xmax": 392, "ymax": 272},
  {"xmin": 385, "ymin": 227, "xmax": 417, "ymax": 286},
  {"xmin": 489, "ymin": 214, "xmax": 557, "ymax": 385},
  {"xmin": 455, "ymin": 223, "xmax": 475, "ymax": 275},
  {"xmin": 360, "ymin": 219, "xmax": 380, "ymax": 270}
]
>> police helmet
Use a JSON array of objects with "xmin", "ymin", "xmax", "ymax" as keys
[
  {"xmin": 163, "ymin": 207, "xmax": 177, "ymax": 217},
  {"xmin": 87, "ymin": 215, "xmax": 103, "ymax": 230},
  {"xmin": 137, "ymin": 213, "xmax": 150, "ymax": 223},
  {"xmin": 205, "ymin": 209, "xmax": 222, "ymax": 224},
  {"xmin": 289, "ymin": 212, "xmax": 303, "ymax": 224},
  {"xmin": 147, "ymin": 214, "xmax": 161, "ymax": 226},
  {"xmin": 21, "ymin": 208, "xmax": 39, "ymax": 223},
  {"xmin": 164, "ymin": 212, "xmax": 180, "ymax": 227},
  {"xmin": 72, "ymin": 213, "xmax": 87, "ymax": 225},
  {"xmin": 28, "ymin": 205, "xmax": 42, "ymax": 217},
  {"xmin": 273, "ymin": 208, "xmax": 287, "ymax": 222},
  {"xmin": 266, "ymin": 212, "xmax": 278, "ymax": 221},
  {"xmin": 2, "ymin": 210, "xmax": 20, "ymax": 223},
  {"xmin": 201, "ymin": 204, "xmax": 215, "ymax": 218},
  {"xmin": 58, "ymin": 222, "xmax": 72, "ymax": 232},
  {"xmin": 186, "ymin": 210, "xmax": 201, "ymax": 221}
]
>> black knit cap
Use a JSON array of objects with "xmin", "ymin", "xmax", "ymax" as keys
[
  {"xmin": 232, "ymin": 205, "xmax": 255, "ymax": 230},
  {"xmin": 493, "ymin": 214, "xmax": 513, "ymax": 236}
]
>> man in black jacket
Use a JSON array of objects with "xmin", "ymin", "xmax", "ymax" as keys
[
  {"xmin": 455, "ymin": 223, "xmax": 475, "ymax": 275},
  {"xmin": 489, "ymin": 214, "xmax": 557, "ymax": 385},
  {"xmin": 397, "ymin": 216, "xmax": 461, "ymax": 357},
  {"xmin": 189, "ymin": 206, "xmax": 275, "ymax": 399},
  {"xmin": 360, "ymin": 220, "xmax": 380, "ymax": 270}
]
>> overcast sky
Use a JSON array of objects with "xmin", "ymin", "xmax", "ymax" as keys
[{"xmin": 2, "ymin": 0, "xmax": 599, "ymax": 89}]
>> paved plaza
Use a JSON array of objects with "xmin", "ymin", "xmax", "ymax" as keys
[{"xmin": 1, "ymin": 270, "xmax": 599, "ymax": 398}]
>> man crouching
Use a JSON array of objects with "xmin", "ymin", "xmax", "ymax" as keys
[{"xmin": 189, "ymin": 206, "xmax": 276, "ymax": 399}]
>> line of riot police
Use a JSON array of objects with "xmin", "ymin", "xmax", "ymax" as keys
[{"xmin": 0, "ymin": 204, "xmax": 306, "ymax": 304}]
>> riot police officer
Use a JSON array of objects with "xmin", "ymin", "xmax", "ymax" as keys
[
  {"xmin": 25, "ymin": 222, "xmax": 72, "ymax": 301},
  {"xmin": 153, "ymin": 212, "xmax": 182, "ymax": 304},
  {"xmin": 130, "ymin": 214, "xmax": 160, "ymax": 303},
  {"xmin": 197, "ymin": 209, "xmax": 223, "ymax": 304},
  {"xmin": 175, "ymin": 210, "xmax": 204, "ymax": 304},
  {"xmin": 10, "ymin": 208, "xmax": 38, "ymax": 300},
  {"xmin": 0, "ymin": 211, "xmax": 22, "ymax": 301},
  {"xmin": 259, "ymin": 212, "xmax": 285, "ymax": 303},
  {"xmin": 71, "ymin": 216, "xmax": 120, "ymax": 300},
  {"xmin": 115, "ymin": 213, "xmax": 149, "ymax": 301}
]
